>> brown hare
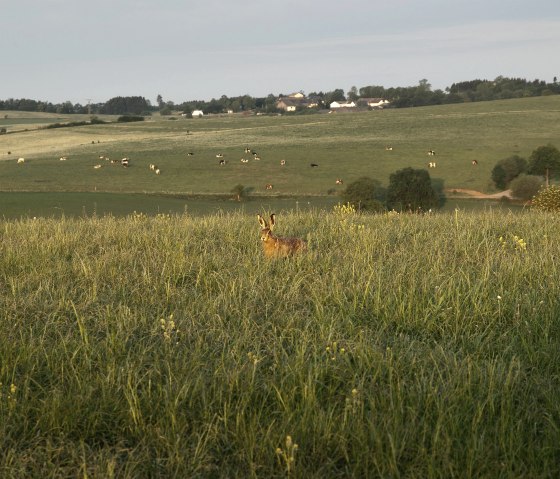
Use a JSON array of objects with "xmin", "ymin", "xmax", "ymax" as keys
[{"xmin": 258, "ymin": 214, "xmax": 307, "ymax": 258}]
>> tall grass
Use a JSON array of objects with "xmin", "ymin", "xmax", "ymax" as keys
[{"xmin": 1, "ymin": 210, "xmax": 559, "ymax": 477}]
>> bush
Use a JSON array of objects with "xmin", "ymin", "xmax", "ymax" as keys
[
  {"xmin": 532, "ymin": 185, "xmax": 560, "ymax": 211},
  {"xmin": 491, "ymin": 155, "xmax": 527, "ymax": 190},
  {"xmin": 341, "ymin": 177, "xmax": 385, "ymax": 212},
  {"xmin": 509, "ymin": 174, "xmax": 544, "ymax": 201},
  {"xmin": 117, "ymin": 115, "xmax": 144, "ymax": 123},
  {"xmin": 386, "ymin": 167, "xmax": 439, "ymax": 212}
]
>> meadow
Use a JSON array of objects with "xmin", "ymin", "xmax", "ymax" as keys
[
  {"xmin": 1, "ymin": 209, "xmax": 559, "ymax": 477},
  {"xmin": 1, "ymin": 98, "xmax": 559, "ymax": 477},
  {"xmin": 1, "ymin": 96, "xmax": 560, "ymax": 217}
]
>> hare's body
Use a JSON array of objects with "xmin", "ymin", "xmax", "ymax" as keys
[{"xmin": 258, "ymin": 214, "xmax": 306, "ymax": 258}]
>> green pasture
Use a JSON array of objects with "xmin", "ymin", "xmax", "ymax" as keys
[
  {"xmin": 0, "ymin": 192, "xmax": 342, "ymax": 219},
  {"xmin": 0, "ymin": 191, "xmax": 524, "ymax": 220},
  {"xmin": 1, "ymin": 210, "xmax": 559, "ymax": 477},
  {"xmin": 1, "ymin": 96, "xmax": 559, "ymax": 204}
]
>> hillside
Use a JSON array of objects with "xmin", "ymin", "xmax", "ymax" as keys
[{"xmin": 1, "ymin": 96, "xmax": 559, "ymax": 201}]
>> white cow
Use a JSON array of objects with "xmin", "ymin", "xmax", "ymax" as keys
[{"xmin": 17, "ymin": 157, "xmax": 25, "ymax": 164}]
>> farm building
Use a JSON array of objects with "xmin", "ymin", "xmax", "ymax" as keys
[
  {"xmin": 357, "ymin": 97, "xmax": 391, "ymax": 109},
  {"xmin": 276, "ymin": 92, "xmax": 319, "ymax": 111},
  {"xmin": 192, "ymin": 110, "xmax": 204, "ymax": 117},
  {"xmin": 329, "ymin": 100, "xmax": 357, "ymax": 109}
]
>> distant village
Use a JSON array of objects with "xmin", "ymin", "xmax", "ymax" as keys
[
  {"xmin": 275, "ymin": 92, "xmax": 390, "ymax": 112},
  {"xmin": 186, "ymin": 92, "xmax": 390, "ymax": 117},
  {"xmin": 3, "ymin": 76, "xmax": 557, "ymax": 117}
]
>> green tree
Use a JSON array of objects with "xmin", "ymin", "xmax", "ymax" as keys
[
  {"xmin": 386, "ymin": 167, "xmax": 439, "ymax": 212},
  {"xmin": 528, "ymin": 144, "xmax": 560, "ymax": 186},
  {"xmin": 324, "ymin": 89, "xmax": 345, "ymax": 105},
  {"xmin": 509, "ymin": 174, "xmax": 544, "ymax": 201},
  {"xmin": 101, "ymin": 96, "xmax": 149, "ymax": 115},
  {"xmin": 491, "ymin": 155, "xmax": 527, "ymax": 190},
  {"xmin": 347, "ymin": 86, "xmax": 359, "ymax": 101},
  {"xmin": 341, "ymin": 177, "xmax": 385, "ymax": 212},
  {"xmin": 231, "ymin": 184, "xmax": 247, "ymax": 202}
]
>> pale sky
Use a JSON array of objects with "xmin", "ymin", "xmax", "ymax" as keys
[{"xmin": 2, "ymin": 0, "xmax": 560, "ymax": 105}]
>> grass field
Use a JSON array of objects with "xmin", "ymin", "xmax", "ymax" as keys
[
  {"xmin": 1, "ymin": 96, "xmax": 560, "ymax": 210},
  {"xmin": 1, "ymin": 210, "xmax": 559, "ymax": 477}
]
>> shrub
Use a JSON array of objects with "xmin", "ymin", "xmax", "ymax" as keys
[
  {"xmin": 386, "ymin": 167, "xmax": 439, "ymax": 212},
  {"xmin": 491, "ymin": 155, "xmax": 527, "ymax": 190},
  {"xmin": 509, "ymin": 174, "xmax": 544, "ymax": 201},
  {"xmin": 532, "ymin": 185, "xmax": 560, "ymax": 211},
  {"xmin": 341, "ymin": 177, "xmax": 385, "ymax": 212},
  {"xmin": 117, "ymin": 115, "xmax": 144, "ymax": 123}
]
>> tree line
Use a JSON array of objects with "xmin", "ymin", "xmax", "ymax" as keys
[{"xmin": 1, "ymin": 76, "xmax": 559, "ymax": 116}]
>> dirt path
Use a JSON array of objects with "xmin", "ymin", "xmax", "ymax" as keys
[{"xmin": 444, "ymin": 188, "xmax": 513, "ymax": 199}]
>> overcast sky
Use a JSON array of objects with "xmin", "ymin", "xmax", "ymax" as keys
[{"xmin": 2, "ymin": 0, "xmax": 560, "ymax": 105}]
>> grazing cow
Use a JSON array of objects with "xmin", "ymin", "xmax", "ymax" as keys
[
  {"xmin": 187, "ymin": 152, "xmax": 194, "ymax": 156},
  {"xmin": 472, "ymin": 160, "xmax": 478, "ymax": 166},
  {"xmin": 94, "ymin": 164, "xmax": 102, "ymax": 169},
  {"xmin": 336, "ymin": 178, "xmax": 344, "ymax": 185},
  {"xmin": 310, "ymin": 163, "xmax": 319, "ymax": 167},
  {"xmin": 149, "ymin": 164, "xmax": 156, "ymax": 171},
  {"xmin": 240, "ymin": 158, "xmax": 249, "ymax": 163},
  {"xmin": 155, "ymin": 168, "xmax": 161, "ymax": 175},
  {"xmin": 216, "ymin": 153, "xmax": 224, "ymax": 158},
  {"xmin": 385, "ymin": 146, "xmax": 393, "ymax": 151},
  {"xmin": 265, "ymin": 184, "xmax": 273, "ymax": 190},
  {"xmin": 254, "ymin": 156, "xmax": 261, "ymax": 161},
  {"xmin": 280, "ymin": 160, "xmax": 286, "ymax": 166},
  {"xmin": 121, "ymin": 158, "xmax": 129, "ymax": 167},
  {"xmin": 219, "ymin": 159, "xmax": 226, "ymax": 165},
  {"xmin": 59, "ymin": 156, "xmax": 68, "ymax": 161},
  {"xmin": 427, "ymin": 150, "xmax": 436, "ymax": 156},
  {"xmin": 245, "ymin": 147, "xmax": 251, "ymax": 153},
  {"xmin": 17, "ymin": 157, "xmax": 25, "ymax": 164},
  {"xmin": 428, "ymin": 162, "xmax": 436, "ymax": 168}
]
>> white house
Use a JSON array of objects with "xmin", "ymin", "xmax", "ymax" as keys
[
  {"xmin": 360, "ymin": 98, "xmax": 390, "ymax": 108},
  {"xmin": 192, "ymin": 110, "xmax": 204, "ymax": 117},
  {"xmin": 329, "ymin": 101, "xmax": 356, "ymax": 109}
]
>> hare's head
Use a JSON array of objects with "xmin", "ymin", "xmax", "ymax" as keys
[
  {"xmin": 258, "ymin": 213, "xmax": 306, "ymax": 257},
  {"xmin": 258, "ymin": 214, "xmax": 276, "ymax": 242}
]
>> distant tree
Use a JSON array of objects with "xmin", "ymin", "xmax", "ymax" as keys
[
  {"xmin": 231, "ymin": 184, "xmax": 248, "ymax": 202},
  {"xmin": 347, "ymin": 86, "xmax": 359, "ymax": 101},
  {"xmin": 359, "ymin": 85, "xmax": 386, "ymax": 99},
  {"xmin": 528, "ymin": 144, "xmax": 560, "ymax": 186},
  {"xmin": 341, "ymin": 177, "xmax": 385, "ymax": 212},
  {"xmin": 157, "ymin": 94, "xmax": 164, "ymax": 109},
  {"xmin": 264, "ymin": 94, "xmax": 279, "ymax": 113},
  {"xmin": 387, "ymin": 167, "xmax": 439, "ymax": 212},
  {"xmin": 324, "ymin": 89, "xmax": 345, "ymax": 106},
  {"xmin": 491, "ymin": 155, "xmax": 528, "ymax": 190},
  {"xmin": 101, "ymin": 96, "xmax": 150, "ymax": 115},
  {"xmin": 509, "ymin": 174, "xmax": 544, "ymax": 200}
]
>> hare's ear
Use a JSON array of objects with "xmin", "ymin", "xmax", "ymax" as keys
[
  {"xmin": 258, "ymin": 214, "xmax": 267, "ymax": 228},
  {"xmin": 270, "ymin": 214, "xmax": 276, "ymax": 230}
]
